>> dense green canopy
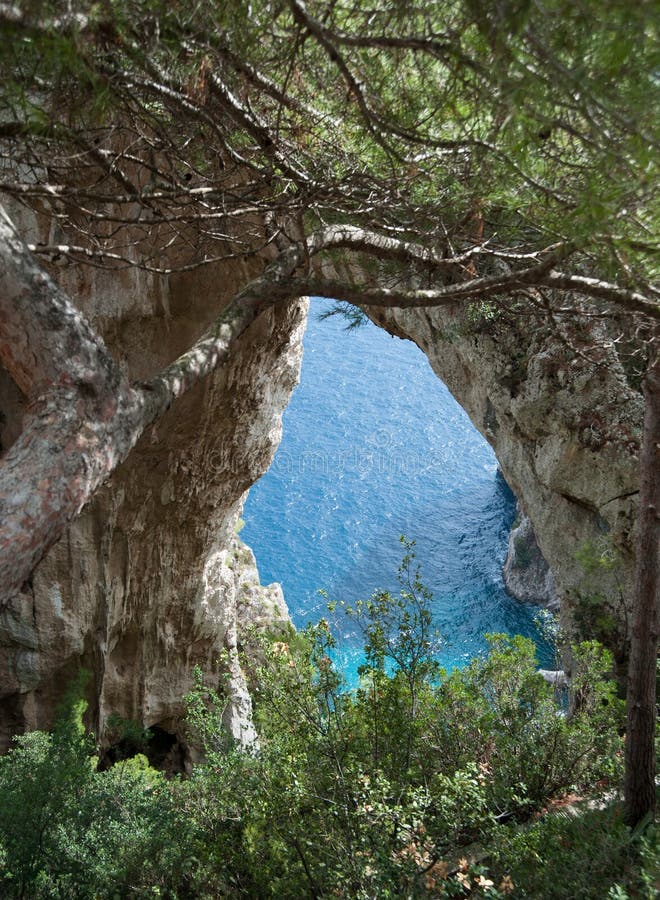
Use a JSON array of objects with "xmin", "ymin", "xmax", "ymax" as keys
[{"xmin": 0, "ymin": 0, "xmax": 657, "ymax": 301}]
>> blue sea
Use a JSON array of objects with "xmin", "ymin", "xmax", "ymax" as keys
[{"xmin": 242, "ymin": 302, "xmax": 553, "ymax": 680}]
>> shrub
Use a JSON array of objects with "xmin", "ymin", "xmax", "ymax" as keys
[
  {"xmin": 488, "ymin": 807, "xmax": 659, "ymax": 900},
  {"xmin": 0, "ymin": 545, "xmax": 632, "ymax": 897},
  {"xmin": 0, "ymin": 680, "xmax": 195, "ymax": 898}
]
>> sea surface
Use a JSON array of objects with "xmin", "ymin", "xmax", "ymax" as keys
[{"xmin": 242, "ymin": 302, "xmax": 553, "ymax": 681}]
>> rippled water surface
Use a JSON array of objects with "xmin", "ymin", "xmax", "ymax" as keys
[{"xmin": 243, "ymin": 302, "xmax": 552, "ymax": 677}]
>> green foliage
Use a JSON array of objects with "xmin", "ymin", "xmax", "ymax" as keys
[
  {"xmin": 105, "ymin": 712, "xmax": 153, "ymax": 755},
  {"xmin": 1, "ymin": 0, "xmax": 656, "ymax": 291},
  {"xmin": 0, "ymin": 671, "xmax": 95, "ymax": 896},
  {"xmin": 0, "ymin": 676, "xmax": 194, "ymax": 898},
  {"xmin": 575, "ymin": 539, "xmax": 620, "ymax": 576},
  {"xmin": 489, "ymin": 807, "xmax": 660, "ymax": 899},
  {"xmin": 431, "ymin": 636, "xmax": 623, "ymax": 819},
  {"xmin": 466, "ymin": 301, "xmax": 504, "ymax": 334},
  {"xmin": 574, "ymin": 590, "xmax": 623, "ymax": 650},
  {"xmin": 177, "ymin": 544, "xmax": 624, "ymax": 896},
  {"xmin": 184, "ymin": 664, "xmax": 231, "ymax": 755},
  {"xmin": 317, "ymin": 300, "xmax": 368, "ymax": 330},
  {"xmin": 0, "ymin": 547, "xmax": 637, "ymax": 897},
  {"xmin": 574, "ymin": 538, "xmax": 628, "ymax": 657}
]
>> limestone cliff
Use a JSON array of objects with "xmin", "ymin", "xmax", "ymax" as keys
[
  {"xmin": 366, "ymin": 304, "xmax": 641, "ymax": 668},
  {"xmin": 0, "ymin": 221, "xmax": 307, "ymax": 753},
  {"xmin": 0, "ymin": 216, "xmax": 643, "ymax": 753}
]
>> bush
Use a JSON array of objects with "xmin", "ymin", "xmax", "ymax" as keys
[
  {"xmin": 488, "ymin": 807, "xmax": 659, "ymax": 899},
  {"xmin": 0, "ymin": 679, "xmax": 195, "ymax": 898},
  {"xmin": 431, "ymin": 635, "xmax": 623, "ymax": 817},
  {"xmin": 0, "ymin": 545, "xmax": 634, "ymax": 898},
  {"xmin": 179, "ymin": 543, "xmax": 624, "ymax": 897}
]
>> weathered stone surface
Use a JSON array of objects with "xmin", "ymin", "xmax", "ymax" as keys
[
  {"xmin": 1, "ymin": 204, "xmax": 643, "ymax": 752},
  {"xmin": 0, "ymin": 209, "xmax": 307, "ymax": 752},
  {"xmin": 199, "ymin": 534, "xmax": 290, "ymax": 748},
  {"xmin": 365, "ymin": 304, "xmax": 641, "ymax": 663},
  {"xmin": 538, "ymin": 669, "xmax": 569, "ymax": 687},
  {"xmin": 503, "ymin": 512, "xmax": 559, "ymax": 612}
]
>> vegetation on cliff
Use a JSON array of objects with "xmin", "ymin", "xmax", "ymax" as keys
[{"xmin": 0, "ymin": 547, "xmax": 656, "ymax": 898}]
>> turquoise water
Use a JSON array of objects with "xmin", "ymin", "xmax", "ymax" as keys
[{"xmin": 242, "ymin": 302, "xmax": 552, "ymax": 679}]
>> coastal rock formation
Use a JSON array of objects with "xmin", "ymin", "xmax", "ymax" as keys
[
  {"xmin": 193, "ymin": 534, "xmax": 290, "ymax": 751},
  {"xmin": 366, "ymin": 303, "xmax": 641, "ymax": 665},
  {"xmin": 502, "ymin": 513, "xmax": 559, "ymax": 612},
  {"xmin": 1, "ymin": 209, "xmax": 642, "ymax": 753},
  {"xmin": 0, "ymin": 211, "xmax": 306, "ymax": 753}
]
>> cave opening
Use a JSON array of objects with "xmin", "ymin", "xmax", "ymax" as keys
[{"xmin": 97, "ymin": 724, "xmax": 188, "ymax": 776}]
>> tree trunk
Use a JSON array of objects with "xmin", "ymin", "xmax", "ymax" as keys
[{"xmin": 624, "ymin": 351, "xmax": 659, "ymax": 827}]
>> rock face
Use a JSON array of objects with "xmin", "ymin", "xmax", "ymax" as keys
[
  {"xmin": 196, "ymin": 534, "xmax": 291, "ymax": 750},
  {"xmin": 1, "ymin": 208, "xmax": 643, "ymax": 751},
  {"xmin": 502, "ymin": 513, "xmax": 559, "ymax": 612},
  {"xmin": 0, "ymin": 213, "xmax": 307, "ymax": 753},
  {"xmin": 366, "ymin": 304, "xmax": 642, "ymax": 666}
]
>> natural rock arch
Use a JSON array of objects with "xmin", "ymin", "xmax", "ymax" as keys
[{"xmin": 0, "ymin": 249, "xmax": 641, "ymax": 753}]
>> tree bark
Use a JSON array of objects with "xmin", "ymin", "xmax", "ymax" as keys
[
  {"xmin": 0, "ymin": 206, "xmax": 142, "ymax": 601},
  {"xmin": 624, "ymin": 350, "xmax": 660, "ymax": 827}
]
